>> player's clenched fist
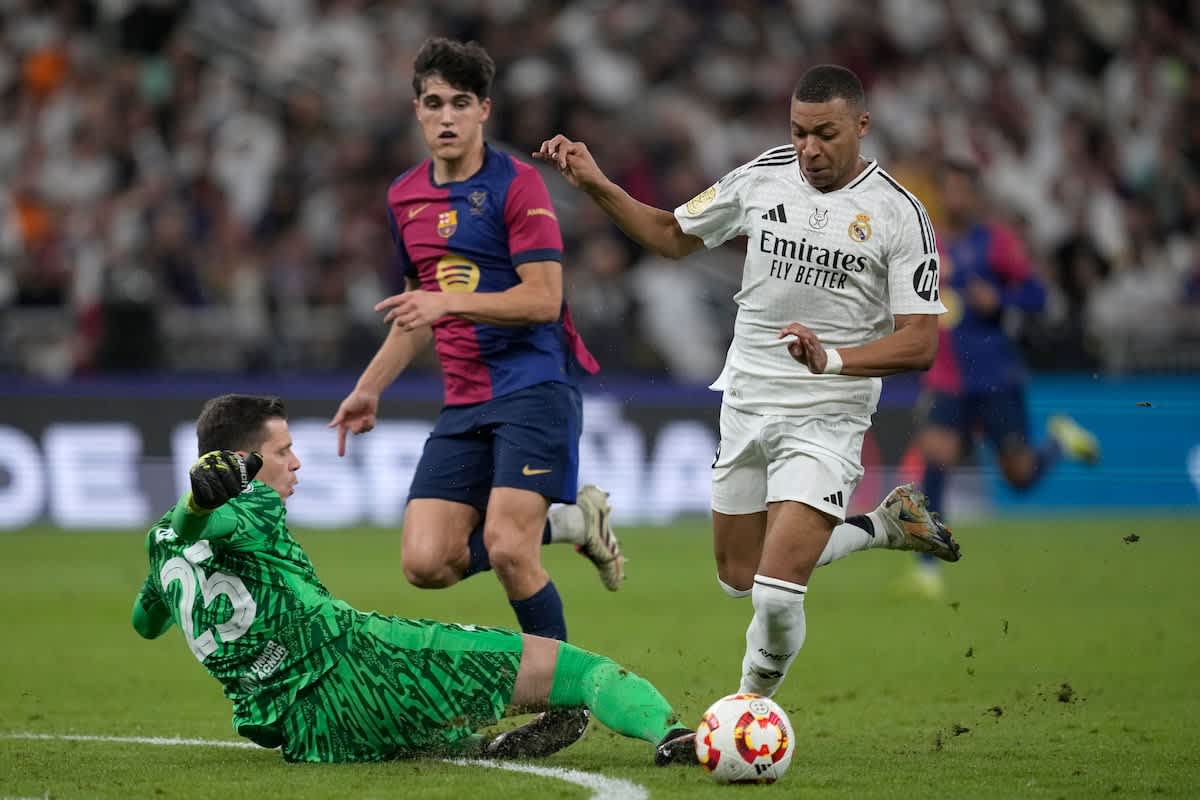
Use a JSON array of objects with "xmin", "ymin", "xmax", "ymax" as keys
[
  {"xmin": 533, "ymin": 135, "xmax": 605, "ymax": 191},
  {"xmin": 189, "ymin": 450, "xmax": 263, "ymax": 510}
]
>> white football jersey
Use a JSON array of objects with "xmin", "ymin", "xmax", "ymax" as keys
[{"xmin": 674, "ymin": 145, "xmax": 946, "ymax": 417}]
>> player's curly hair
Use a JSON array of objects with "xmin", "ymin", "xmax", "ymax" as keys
[
  {"xmin": 793, "ymin": 65, "xmax": 865, "ymax": 108},
  {"xmin": 412, "ymin": 37, "xmax": 496, "ymax": 99},
  {"xmin": 196, "ymin": 394, "xmax": 288, "ymax": 455}
]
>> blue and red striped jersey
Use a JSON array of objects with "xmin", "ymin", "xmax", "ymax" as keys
[
  {"xmin": 386, "ymin": 144, "xmax": 599, "ymax": 406},
  {"xmin": 924, "ymin": 221, "xmax": 1046, "ymax": 394}
]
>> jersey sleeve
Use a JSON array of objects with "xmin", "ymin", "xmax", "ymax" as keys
[
  {"xmin": 673, "ymin": 163, "xmax": 755, "ymax": 248},
  {"xmin": 132, "ymin": 575, "xmax": 174, "ymax": 639},
  {"xmin": 170, "ymin": 493, "xmax": 239, "ymax": 543},
  {"xmin": 886, "ymin": 195, "xmax": 948, "ymax": 316},
  {"xmin": 504, "ymin": 167, "xmax": 563, "ymax": 266}
]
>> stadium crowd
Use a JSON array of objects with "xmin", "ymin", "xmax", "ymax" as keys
[{"xmin": 1, "ymin": 0, "xmax": 1197, "ymax": 379}]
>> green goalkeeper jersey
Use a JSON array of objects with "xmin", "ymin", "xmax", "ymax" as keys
[{"xmin": 132, "ymin": 482, "xmax": 356, "ymax": 746}]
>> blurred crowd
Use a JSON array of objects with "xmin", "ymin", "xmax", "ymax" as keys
[{"xmin": 1, "ymin": 0, "xmax": 1198, "ymax": 380}]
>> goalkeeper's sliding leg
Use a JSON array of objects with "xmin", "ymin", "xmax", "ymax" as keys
[
  {"xmin": 277, "ymin": 619, "xmax": 695, "ymax": 764},
  {"xmin": 487, "ymin": 634, "xmax": 696, "ymax": 766}
]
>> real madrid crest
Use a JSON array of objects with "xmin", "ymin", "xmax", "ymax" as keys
[
  {"xmin": 437, "ymin": 209, "xmax": 458, "ymax": 238},
  {"xmin": 848, "ymin": 212, "xmax": 872, "ymax": 242},
  {"xmin": 685, "ymin": 185, "xmax": 717, "ymax": 216}
]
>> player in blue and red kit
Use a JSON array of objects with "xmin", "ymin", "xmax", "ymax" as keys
[
  {"xmin": 911, "ymin": 159, "xmax": 1099, "ymax": 595},
  {"xmin": 330, "ymin": 38, "xmax": 623, "ymax": 680}
]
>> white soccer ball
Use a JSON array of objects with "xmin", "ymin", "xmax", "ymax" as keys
[{"xmin": 695, "ymin": 693, "xmax": 794, "ymax": 784}]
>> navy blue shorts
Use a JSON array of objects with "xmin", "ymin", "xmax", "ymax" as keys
[
  {"xmin": 923, "ymin": 385, "xmax": 1030, "ymax": 456},
  {"xmin": 407, "ymin": 381, "xmax": 582, "ymax": 511}
]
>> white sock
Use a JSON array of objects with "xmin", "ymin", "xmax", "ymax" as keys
[
  {"xmin": 816, "ymin": 511, "xmax": 887, "ymax": 568},
  {"xmin": 738, "ymin": 575, "xmax": 807, "ymax": 698},
  {"xmin": 547, "ymin": 504, "xmax": 585, "ymax": 545},
  {"xmin": 718, "ymin": 577, "xmax": 751, "ymax": 598}
]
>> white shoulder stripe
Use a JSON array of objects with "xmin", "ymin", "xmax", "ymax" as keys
[
  {"xmin": 752, "ymin": 145, "xmax": 795, "ymax": 164},
  {"xmin": 748, "ymin": 155, "xmax": 797, "ymax": 170},
  {"xmin": 719, "ymin": 146, "xmax": 797, "ymax": 186}
]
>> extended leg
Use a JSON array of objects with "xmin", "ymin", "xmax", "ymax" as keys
[
  {"xmin": 739, "ymin": 500, "xmax": 833, "ymax": 698},
  {"xmin": 488, "ymin": 635, "xmax": 692, "ymax": 765}
]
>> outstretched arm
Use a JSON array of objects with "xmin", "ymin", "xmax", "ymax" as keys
[
  {"xmin": 346, "ymin": 313, "xmax": 434, "ymax": 393},
  {"xmin": 534, "ymin": 135, "xmax": 705, "ymax": 260},
  {"xmin": 170, "ymin": 493, "xmax": 239, "ymax": 543},
  {"xmin": 170, "ymin": 451, "xmax": 262, "ymax": 541},
  {"xmin": 330, "ymin": 276, "xmax": 433, "ymax": 456}
]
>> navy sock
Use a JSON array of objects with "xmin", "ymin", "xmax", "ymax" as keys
[
  {"xmin": 463, "ymin": 521, "xmax": 553, "ymax": 578},
  {"xmin": 918, "ymin": 463, "xmax": 948, "ymax": 567},
  {"xmin": 1031, "ymin": 437, "xmax": 1062, "ymax": 484},
  {"xmin": 510, "ymin": 580, "xmax": 567, "ymax": 641},
  {"xmin": 464, "ymin": 524, "xmax": 490, "ymax": 577}
]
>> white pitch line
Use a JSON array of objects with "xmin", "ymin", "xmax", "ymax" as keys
[
  {"xmin": 1, "ymin": 733, "xmax": 650, "ymax": 800},
  {"xmin": 448, "ymin": 759, "xmax": 648, "ymax": 800},
  {"xmin": 1, "ymin": 732, "xmax": 258, "ymax": 750}
]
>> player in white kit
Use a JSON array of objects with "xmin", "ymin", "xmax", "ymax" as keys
[{"xmin": 537, "ymin": 65, "xmax": 959, "ymax": 748}]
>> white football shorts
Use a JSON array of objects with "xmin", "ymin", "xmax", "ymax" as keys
[{"xmin": 710, "ymin": 402, "xmax": 869, "ymax": 521}]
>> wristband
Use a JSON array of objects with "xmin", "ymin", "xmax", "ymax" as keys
[
  {"xmin": 822, "ymin": 348, "xmax": 843, "ymax": 375},
  {"xmin": 186, "ymin": 493, "xmax": 216, "ymax": 516}
]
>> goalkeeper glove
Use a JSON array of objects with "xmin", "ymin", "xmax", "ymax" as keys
[{"xmin": 188, "ymin": 450, "xmax": 263, "ymax": 510}]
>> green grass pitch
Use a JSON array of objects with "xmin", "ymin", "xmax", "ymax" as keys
[{"xmin": 2, "ymin": 517, "xmax": 1199, "ymax": 798}]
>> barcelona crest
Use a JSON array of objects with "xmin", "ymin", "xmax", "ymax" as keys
[{"xmin": 437, "ymin": 210, "xmax": 458, "ymax": 238}]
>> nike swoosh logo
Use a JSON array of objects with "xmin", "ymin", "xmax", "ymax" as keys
[
  {"xmin": 522, "ymin": 465, "xmax": 552, "ymax": 476},
  {"xmin": 408, "ymin": 203, "xmax": 431, "ymax": 219}
]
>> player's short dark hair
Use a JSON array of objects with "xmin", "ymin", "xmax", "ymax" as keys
[
  {"xmin": 793, "ymin": 65, "xmax": 866, "ymax": 109},
  {"xmin": 412, "ymin": 37, "xmax": 496, "ymax": 99},
  {"xmin": 196, "ymin": 394, "xmax": 288, "ymax": 455}
]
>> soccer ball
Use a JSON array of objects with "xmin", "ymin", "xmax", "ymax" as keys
[{"xmin": 695, "ymin": 693, "xmax": 793, "ymax": 784}]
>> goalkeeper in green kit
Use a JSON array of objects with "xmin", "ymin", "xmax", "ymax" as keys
[{"xmin": 132, "ymin": 394, "xmax": 697, "ymax": 764}]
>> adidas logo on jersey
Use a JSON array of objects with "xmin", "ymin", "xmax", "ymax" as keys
[
  {"xmin": 822, "ymin": 491, "xmax": 845, "ymax": 508},
  {"xmin": 761, "ymin": 203, "xmax": 788, "ymax": 223}
]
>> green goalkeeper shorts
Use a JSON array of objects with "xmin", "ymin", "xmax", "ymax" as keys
[{"xmin": 280, "ymin": 613, "xmax": 523, "ymax": 762}]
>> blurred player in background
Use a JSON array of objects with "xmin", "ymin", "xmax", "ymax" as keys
[
  {"xmin": 537, "ymin": 65, "xmax": 961, "ymax": 724},
  {"xmin": 329, "ymin": 39, "xmax": 622, "ymax": 665},
  {"xmin": 134, "ymin": 394, "xmax": 696, "ymax": 764},
  {"xmin": 911, "ymin": 159, "xmax": 1100, "ymax": 598}
]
